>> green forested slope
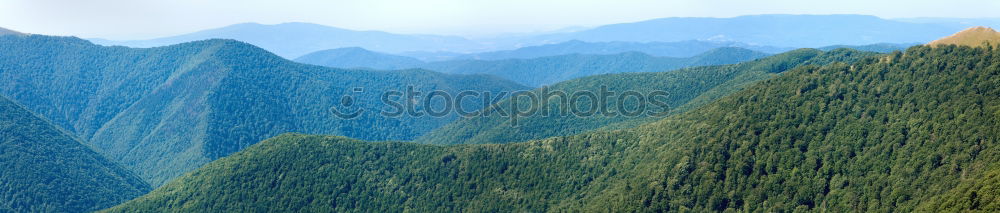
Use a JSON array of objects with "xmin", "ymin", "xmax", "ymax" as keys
[
  {"xmin": 0, "ymin": 35, "xmax": 527, "ymax": 186},
  {"xmin": 419, "ymin": 47, "xmax": 770, "ymax": 87},
  {"xmin": 417, "ymin": 48, "xmax": 876, "ymax": 145},
  {"xmin": 107, "ymin": 45, "xmax": 1000, "ymax": 212},
  {"xmin": 0, "ymin": 95, "xmax": 150, "ymax": 213}
]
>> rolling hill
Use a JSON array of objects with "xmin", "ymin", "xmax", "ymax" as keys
[
  {"xmin": 418, "ymin": 47, "xmax": 771, "ymax": 87},
  {"xmin": 0, "ymin": 95, "xmax": 150, "ymax": 213},
  {"xmin": 89, "ymin": 22, "xmax": 486, "ymax": 58},
  {"xmin": 105, "ymin": 44, "xmax": 1000, "ymax": 212},
  {"xmin": 0, "ymin": 35, "xmax": 527, "ymax": 186},
  {"xmin": 293, "ymin": 47, "xmax": 425, "ymax": 70},
  {"xmin": 928, "ymin": 26, "xmax": 1000, "ymax": 47},
  {"xmin": 416, "ymin": 48, "xmax": 877, "ymax": 145}
]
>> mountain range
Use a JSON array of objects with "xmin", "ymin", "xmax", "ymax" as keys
[
  {"xmin": 528, "ymin": 14, "xmax": 968, "ymax": 47},
  {"xmin": 106, "ymin": 42, "xmax": 1000, "ymax": 212},
  {"xmin": 0, "ymin": 35, "xmax": 527, "ymax": 186},
  {"xmin": 92, "ymin": 15, "xmax": 984, "ymax": 59},
  {"xmin": 297, "ymin": 47, "xmax": 771, "ymax": 87},
  {"xmin": 3, "ymin": 17, "xmax": 1000, "ymax": 212},
  {"xmin": 402, "ymin": 40, "xmax": 793, "ymax": 61}
]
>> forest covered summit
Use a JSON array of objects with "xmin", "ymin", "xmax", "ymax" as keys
[{"xmin": 929, "ymin": 26, "xmax": 1000, "ymax": 47}]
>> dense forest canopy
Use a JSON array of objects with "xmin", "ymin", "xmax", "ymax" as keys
[{"xmin": 0, "ymin": 95, "xmax": 150, "ymax": 213}]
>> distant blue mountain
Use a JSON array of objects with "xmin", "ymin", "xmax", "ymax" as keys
[
  {"xmin": 419, "ymin": 47, "xmax": 771, "ymax": 87},
  {"xmin": 401, "ymin": 40, "xmax": 791, "ymax": 61},
  {"xmin": 528, "ymin": 14, "xmax": 969, "ymax": 47},
  {"xmin": 895, "ymin": 18, "xmax": 1000, "ymax": 29},
  {"xmin": 294, "ymin": 47, "xmax": 425, "ymax": 70},
  {"xmin": 91, "ymin": 15, "xmax": 978, "ymax": 59},
  {"xmin": 90, "ymin": 22, "xmax": 486, "ymax": 58},
  {"xmin": 295, "ymin": 46, "xmax": 769, "ymax": 87}
]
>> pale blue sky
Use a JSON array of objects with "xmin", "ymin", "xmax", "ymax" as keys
[{"xmin": 1, "ymin": 0, "xmax": 998, "ymax": 39}]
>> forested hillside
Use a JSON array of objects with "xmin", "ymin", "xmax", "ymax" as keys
[
  {"xmin": 0, "ymin": 95, "xmax": 150, "ymax": 213},
  {"xmin": 0, "ymin": 35, "xmax": 527, "ymax": 186},
  {"xmin": 417, "ymin": 48, "xmax": 877, "ymax": 145},
  {"xmin": 419, "ymin": 47, "xmax": 770, "ymax": 87},
  {"xmin": 106, "ymin": 44, "xmax": 1000, "ymax": 212}
]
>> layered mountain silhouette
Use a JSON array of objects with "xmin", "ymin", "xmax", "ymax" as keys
[
  {"xmin": 297, "ymin": 46, "xmax": 772, "ymax": 87},
  {"xmin": 0, "ymin": 95, "xmax": 150, "ymax": 213},
  {"xmin": 91, "ymin": 15, "xmax": 982, "ymax": 59},
  {"xmin": 0, "ymin": 35, "xmax": 527, "ymax": 186}
]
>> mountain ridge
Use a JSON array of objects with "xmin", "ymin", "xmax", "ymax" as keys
[{"xmin": 90, "ymin": 22, "xmax": 487, "ymax": 58}]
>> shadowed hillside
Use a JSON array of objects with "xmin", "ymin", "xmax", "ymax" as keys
[{"xmin": 0, "ymin": 95, "xmax": 150, "ymax": 213}]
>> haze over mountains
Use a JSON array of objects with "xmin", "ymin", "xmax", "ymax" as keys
[
  {"xmin": 297, "ymin": 46, "xmax": 771, "ymax": 87},
  {"xmin": 90, "ymin": 22, "xmax": 486, "ymax": 58},
  {"xmin": 93, "ymin": 14, "xmax": 984, "ymax": 59}
]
